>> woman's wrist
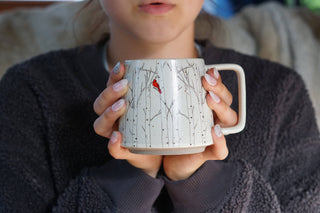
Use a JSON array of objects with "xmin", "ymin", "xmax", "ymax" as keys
[
  {"xmin": 165, "ymin": 167, "xmax": 198, "ymax": 181},
  {"xmin": 164, "ymin": 161, "xmax": 238, "ymax": 212},
  {"xmin": 136, "ymin": 166, "xmax": 160, "ymax": 178},
  {"xmin": 143, "ymin": 170, "xmax": 159, "ymax": 178},
  {"xmin": 163, "ymin": 156, "xmax": 205, "ymax": 181}
]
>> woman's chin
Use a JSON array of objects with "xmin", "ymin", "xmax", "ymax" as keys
[{"xmin": 131, "ymin": 24, "xmax": 192, "ymax": 45}]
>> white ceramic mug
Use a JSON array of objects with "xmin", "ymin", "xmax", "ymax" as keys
[{"xmin": 119, "ymin": 58, "xmax": 246, "ymax": 155}]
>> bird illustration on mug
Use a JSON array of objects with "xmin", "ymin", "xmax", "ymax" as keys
[{"xmin": 152, "ymin": 79, "xmax": 162, "ymax": 94}]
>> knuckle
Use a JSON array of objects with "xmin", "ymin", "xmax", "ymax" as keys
[
  {"xmin": 227, "ymin": 95, "xmax": 233, "ymax": 106},
  {"xmin": 218, "ymin": 105, "xmax": 237, "ymax": 126},
  {"xmin": 214, "ymin": 83, "xmax": 224, "ymax": 94},
  {"xmin": 102, "ymin": 107, "xmax": 113, "ymax": 120},
  {"xmin": 93, "ymin": 98, "xmax": 102, "ymax": 115},
  {"xmin": 93, "ymin": 111, "xmax": 114, "ymax": 137},
  {"xmin": 93, "ymin": 89, "xmax": 114, "ymax": 115},
  {"xmin": 230, "ymin": 113, "xmax": 238, "ymax": 126},
  {"xmin": 222, "ymin": 101, "xmax": 229, "ymax": 110},
  {"xmin": 93, "ymin": 100, "xmax": 99, "ymax": 114},
  {"xmin": 93, "ymin": 119, "xmax": 106, "ymax": 136},
  {"xmin": 225, "ymin": 110, "xmax": 238, "ymax": 126},
  {"xmin": 220, "ymin": 104, "xmax": 230, "ymax": 118},
  {"xmin": 101, "ymin": 88, "xmax": 112, "ymax": 101}
]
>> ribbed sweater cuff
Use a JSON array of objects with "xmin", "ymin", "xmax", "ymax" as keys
[
  {"xmin": 87, "ymin": 159, "xmax": 164, "ymax": 213},
  {"xmin": 164, "ymin": 161, "xmax": 237, "ymax": 213}
]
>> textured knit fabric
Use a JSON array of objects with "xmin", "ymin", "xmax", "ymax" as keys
[{"xmin": 0, "ymin": 41, "xmax": 319, "ymax": 213}]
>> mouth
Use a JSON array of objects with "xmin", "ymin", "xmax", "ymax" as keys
[{"xmin": 139, "ymin": 1, "xmax": 175, "ymax": 15}]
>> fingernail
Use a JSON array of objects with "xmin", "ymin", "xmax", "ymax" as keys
[
  {"xmin": 113, "ymin": 79, "xmax": 128, "ymax": 92},
  {"xmin": 113, "ymin": 62, "xmax": 121, "ymax": 74},
  {"xmin": 205, "ymin": 73, "xmax": 217, "ymax": 86},
  {"xmin": 110, "ymin": 131, "xmax": 118, "ymax": 144},
  {"xmin": 215, "ymin": 125, "xmax": 222, "ymax": 138},
  {"xmin": 209, "ymin": 91, "xmax": 221, "ymax": 103},
  {"xmin": 213, "ymin": 67, "xmax": 220, "ymax": 79},
  {"xmin": 111, "ymin": 99, "xmax": 125, "ymax": 112}
]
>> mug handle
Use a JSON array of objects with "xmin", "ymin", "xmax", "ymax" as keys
[{"xmin": 205, "ymin": 64, "xmax": 246, "ymax": 135}]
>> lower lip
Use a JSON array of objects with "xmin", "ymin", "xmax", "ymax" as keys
[{"xmin": 139, "ymin": 4, "xmax": 175, "ymax": 15}]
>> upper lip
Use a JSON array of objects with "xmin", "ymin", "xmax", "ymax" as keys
[{"xmin": 139, "ymin": 0, "xmax": 174, "ymax": 5}]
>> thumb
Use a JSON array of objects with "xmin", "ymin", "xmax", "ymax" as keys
[
  {"xmin": 203, "ymin": 125, "xmax": 229, "ymax": 161},
  {"xmin": 108, "ymin": 131, "xmax": 132, "ymax": 159}
]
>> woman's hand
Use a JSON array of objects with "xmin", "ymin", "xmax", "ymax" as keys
[
  {"xmin": 93, "ymin": 63, "xmax": 162, "ymax": 178},
  {"xmin": 163, "ymin": 68, "xmax": 237, "ymax": 181}
]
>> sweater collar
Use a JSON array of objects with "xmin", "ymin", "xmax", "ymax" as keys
[{"xmin": 101, "ymin": 40, "xmax": 207, "ymax": 73}]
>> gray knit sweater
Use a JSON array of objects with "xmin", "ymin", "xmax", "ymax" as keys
[{"xmin": 0, "ymin": 41, "xmax": 319, "ymax": 213}]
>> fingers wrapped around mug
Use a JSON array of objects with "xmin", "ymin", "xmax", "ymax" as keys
[
  {"xmin": 93, "ymin": 98, "xmax": 127, "ymax": 138},
  {"xmin": 202, "ymin": 68, "xmax": 238, "ymax": 127},
  {"xmin": 93, "ymin": 78, "xmax": 129, "ymax": 115},
  {"xmin": 202, "ymin": 68, "xmax": 233, "ymax": 106},
  {"xmin": 94, "ymin": 62, "xmax": 127, "ymax": 115},
  {"xmin": 93, "ymin": 63, "xmax": 128, "ymax": 138}
]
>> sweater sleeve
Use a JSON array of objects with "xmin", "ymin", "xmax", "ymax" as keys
[
  {"xmin": 53, "ymin": 160, "xmax": 164, "ymax": 213},
  {"xmin": 84, "ymin": 160, "xmax": 164, "ymax": 212},
  {"xmin": 164, "ymin": 71, "xmax": 320, "ymax": 212},
  {"xmin": 164, "ymin": 160, "xmax": 281, "ymax": 213},
  {"xmin": 0, "ymin": 66, "xmax": 163, "ymax": 212}
]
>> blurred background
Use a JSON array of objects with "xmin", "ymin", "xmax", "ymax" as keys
[
  {"xmin": 203, "ymin": 0, "xmax": 320, "ymax": 18},
  {"xmin": 0, "ymin": 0, "xmax": 82, "ymax": 12}
]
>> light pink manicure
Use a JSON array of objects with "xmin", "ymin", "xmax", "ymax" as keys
[
  {"xmin": 205, "ymin": 73, "xmax": 217, "ymax": 86},
  {"xmin": 215, "ymin": 125, "xmax": 222, "ymax": 138},
  {"xmin": 213, "ymin": 67, "xmax": 220, "ymax": 79},
  {"xmin": 110, "ymin": 131, "xmax": 118, "ymax": 144},
  {"xmin": 113, "ymin": 79, "xmax": 128, "ymax": 92},
  {"xmin": 111, "ymin": 99, "xmax": 125, "ymax": 112},
  {"xmin": 113, "ymin": 62, "xmax": 121, "ymax": 74},
  {"xmin": 209, "ymin": 91, "xmax": 221, "ymax": 103}
]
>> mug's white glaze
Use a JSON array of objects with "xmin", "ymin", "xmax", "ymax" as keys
[{"xmin": 119, "ymin": 59, "xmax": 246, "ymax": 155}]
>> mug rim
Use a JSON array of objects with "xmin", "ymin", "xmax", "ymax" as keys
[{"xmin": 124, "ymin": 58, "xmax": 204, "ymax": 63}]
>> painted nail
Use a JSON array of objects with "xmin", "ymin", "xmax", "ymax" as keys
[
  {"xmin": 110, "ymin": 131, "xmax": 118, "ymax": 144},
  {"xmin": 112, "ymin": 62, "xmax": 121, "ymax": 74},
  {"xmin": 205, "ymin": 73, "xmax": 217, "ymax": 86},
  {"xmin": 113, "ymin": 79, "xmax": 128, "ymax": 92},
  {"xmin": 213, "ymin": 67, "xmax": 220, "ymax": 79},
  {"xmin": 111, "ymin": 99, "xmax": 125, "ymax": 112},
  {"xmin": 215, "ymin": 125, "xmax": 222, "ymax": 138},
  {"xmin": 209, "ymin": 91, "xmax": 221, "ymax": 103}
]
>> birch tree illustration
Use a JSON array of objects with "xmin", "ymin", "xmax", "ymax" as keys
[
  {"xmin": 139, "ymin": 64, "xmax": 158, "ymax": 148},
  {"xmin": 186, "ymin": 60, "xmax": 212, "ymax": 145},
  {"xmin": 177, "ymin": 63, "xmax": 197, "ymax": 146},
  {"xmin": 159, "ymin": 63, "xmax": 175, "ymax": 147},
  {"xmin": 120, "ymin": 59, "xmax": 213, "ymax": 149},
  {"xmin": 176, "ymin": 61, "xmax": 212, "ymax": 146}
]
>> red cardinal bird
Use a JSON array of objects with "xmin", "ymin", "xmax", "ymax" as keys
[{"xmin": 152, "ymin": 79, "xmax": 162, "ymax": 94}]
